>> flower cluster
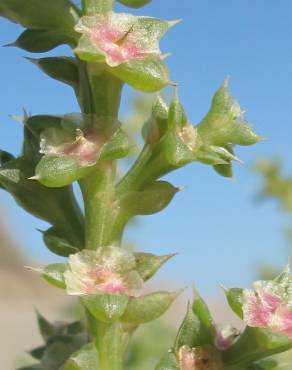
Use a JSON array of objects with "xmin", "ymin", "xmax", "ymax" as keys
[
  {"xmin": 64, "ymin": 246, "xmax": 144, "ymax": 296},
  {"xmin": 242, "ymin": 266, "xmax": 292, "ymax": 337}
]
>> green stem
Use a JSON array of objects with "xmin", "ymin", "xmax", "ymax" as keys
[
  {"xmin": 95, "ymin": 321, "xmax": 127, "ymax": 370},
  {"xmin": 87, "ymin": 63, "xmax": 124, "ymax": 117},
  {"xmin": 79, "ymin": 162, "xmax": 116, "ymax": 249},
  {"xmin": 117, "ymin": 145, "xmax": 153, "ymax": 194}
]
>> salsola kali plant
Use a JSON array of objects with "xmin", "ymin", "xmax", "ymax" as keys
[{"xmin": 1, "ymin": 0, "xmax": 292, "ymax": 369}]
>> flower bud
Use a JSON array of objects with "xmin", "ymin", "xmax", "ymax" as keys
[
  {"xmin": 214, "ymin": 325, "xmax": 240, "ymax": 351},
  {"xmin": 196, "ymin": 79, "xmax": 262, "ymax": 177}
]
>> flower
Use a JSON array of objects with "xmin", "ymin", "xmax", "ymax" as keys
[
  {"xmin": 214, "ymin": 325, "xmax": 240, "ymax": 350},
  {"xmin": 64, "ymin": 246, "xmax": 143, "ymax": 296},
  {"xmin": 75, "ymin": 12, "xmax": 178, "ymax": 67},
  {"xmin": 178, "ymin": 124, "xmax": 198, "ymax": 152},
  {"xmin": 242, "ymin": 265, "xmax": 292, "ymax": 337},
  {"xmin": 40, "ymin": 127, "xmax": 101, "ymax": 166}
]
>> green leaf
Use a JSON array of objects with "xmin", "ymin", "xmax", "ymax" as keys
[
  {"xmin": 36, "ymin": 311, "xmax": 55, "ymax": 341},
  {"xmin": 22, "ymin": 115, "xmax": 62, "ymax": 164},
  {"xmin": 99, "ymin": 128, "xmax": 131, "ymax": 161},
  {"xmin": 134, "ymin": 252, "xmax": 176, "ymax": 281},
  {"xmin": 168, "ymin": 92, "xmax": 188, "ymax": 129},
  {"xmin": 122, "ymin": 291, "xmax": 179, "ymax": 324},
  {"xmin": 120, "ymin": 181, "xmax": 179, "ymax": 216},
  {"xmin": 142, "ymin": 95, "xmax": 169, "ymax": 144},
  {"xmin": 82, "ymin": 294, "xmax": 129, "ymax": 323},
  {"xmin": 0, "ymin": 0, "xmax": 79, "ymax": 32},
  {"xmin": 30, "ymin": 346, "xmax": 46, "ymax": 360},
  {"xmin": 110, "ymin": 58, "xmax": 170, "ymax": 93},
  {"xmin": 0, "ymin": 149, "xmax": 14, "ymax": 165},
  {"xmin": 192, "ymin": 288, "xmax": 215, "ymax": 339},
  {"xmin": 174, "ymin": 303, "xmax": 201, "ymax": 351},
  {"xmin": 43, "ymin": 227, "xmax": 80, "ymax": 257},
  {"xmin": 214, "ymin": 163, "xmax": 233, "ymax": 178},
  {"xmin": 42, "ymin": 263, "xmax": 68, "ymax": 289},
  {"xmin": 223, "ymin": 287, "xmax": 244, "ymax": 319},
  {"xmin": 251, "ymin": 359, "xmax": 279, "ymax": 370},
  {"xmin": 61, "ymin": 343, "xmax": 98, "ymax": 370},
  {"xmin": 222, "ymin": 327, "xmax": 292, "ymax": 367},
  {"xmin": 0, "ymin": 158, "xmax": 84, "ymax": 245},
  {"xmin": 155, "ymin": 352, "xmax": 179, "ymax": 370},
  {"xmin": 12, "ymin": 28, "xmax": 77, "ymax": 53},
  {"xmin": 117, "ymin": 0, "xmax": 152, "ymax": 8},
  {"xmin": 40, "ymin": 334, "xmax": 87, "ymax": 369},
  {"xmin": 27, "ymin": 57, "xmax": 79, "ymax": 89},
  {"xmin": 35, "ymin": 154, "xmax": 93, "ymax": 188}
]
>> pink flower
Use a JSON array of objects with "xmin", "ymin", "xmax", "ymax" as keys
[
  {"xmin": 75, "ymin": 12, "xmax": 179, "ymax": 67},
  {"xmin": 64, "ymin": 247, "xmax": 143, "ymax": 297},
  {"xmin": 40, "ymin": 127, "xmax": 100, "ymax": 166},
  {"xmin": 242, "ymin": 266, "xmax": 292, "ymax": 337}
]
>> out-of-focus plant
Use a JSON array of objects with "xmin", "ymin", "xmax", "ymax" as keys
[{"xmin": 2, "ymin": 0, "xmax": 291, "ymax": 369}]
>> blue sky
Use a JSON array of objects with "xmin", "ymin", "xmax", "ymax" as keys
[{"xmin": 1, "ymin": 1, "xmax": 292, "ymax": 294}]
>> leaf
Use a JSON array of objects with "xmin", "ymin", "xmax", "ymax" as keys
[
  {"xmin": 155, "ymin": 352, "xmax": 179, "ymax": 370},
  {"xmin": 222, "ymin": 327, "xmax": 292, "ymax": 367},
  {"xmin": 12, "ymin": 28, "xmax": 77, "ymax": 53},
  {"xmin": 61, "ymin": 343, "xmax": 99, "ymax": 370},
  {"xmin": 40, "ymin": 334, "xmax": 87, "ymax": 369},
  {"xmin": 35, "ymin": 154, "xmax": 93, "ymax": 188},
  {"xmin": 23, "ymin": 115, "xmax": 62, "ymax": 164},
  {"xmin": 110, "ymin": 57, "xmax": 170, "ymax": 93},
  {"xmin": 134, "ymin": 252, "xmax": 176, "ymax": 281},
  {"xmin": 120, "ymin": 181, "xmax": 179, "ymax": 216},
  {"xmin": 29, "ymin": 346, "xmax": 46, "ymax": 360},
  {"xmin": 0, "ymin": 0, "xmax": 79, "ymax": 32},
  {"xmin": 42, "ymin": 263, "xmax": 68, "ymax": 289},
  {"xmin": 0, "ymin": 158, "xmax": 84, "ymax": 246},
  {"xmin": 36, "ymin": 310, "xmax": 55, "ymax": 341},
  {"xmin": 122, "ymin": 291, "xmax": 179, "ymax": 324},
  {"xmin": 82, "ymin": 294, "xmax": 129, "ymax": 323},
  {"xmin": 192, "ymin": 288, "xmax": 215, "ymax": 338},
  {"xmin": 27, "ymin": 57, "xmax": 79, "ymax": 89},
  {"xmin": 43, "ymin": 227, "xmax": 80, "ymax": 257},
  {"xmin": 99, "ymin": 128, "xmax": 131, "ymax": 161},
  {"xmin": 223, "ymin": 287, "xmax": 244, "ymax": 319},
  {"xmin": 117, "ymin": 0, "xmax": 152, "ymax": 8},
  {"xmin": 174, "ymin": 303, "xmax": 201, "ymax": 351}
]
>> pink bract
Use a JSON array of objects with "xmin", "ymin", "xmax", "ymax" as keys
[
  {"xmin": 243, "ymin": 286, "xmax": 292, "ymax": 338},
  {"xmin": 89, "ymin": 23, "xmax": 149, "ymax": 66}
]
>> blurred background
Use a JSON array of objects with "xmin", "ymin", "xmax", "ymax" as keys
[{"xmin": 1, "ymin": 0, "xmax": 292, "ymax": 369}]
